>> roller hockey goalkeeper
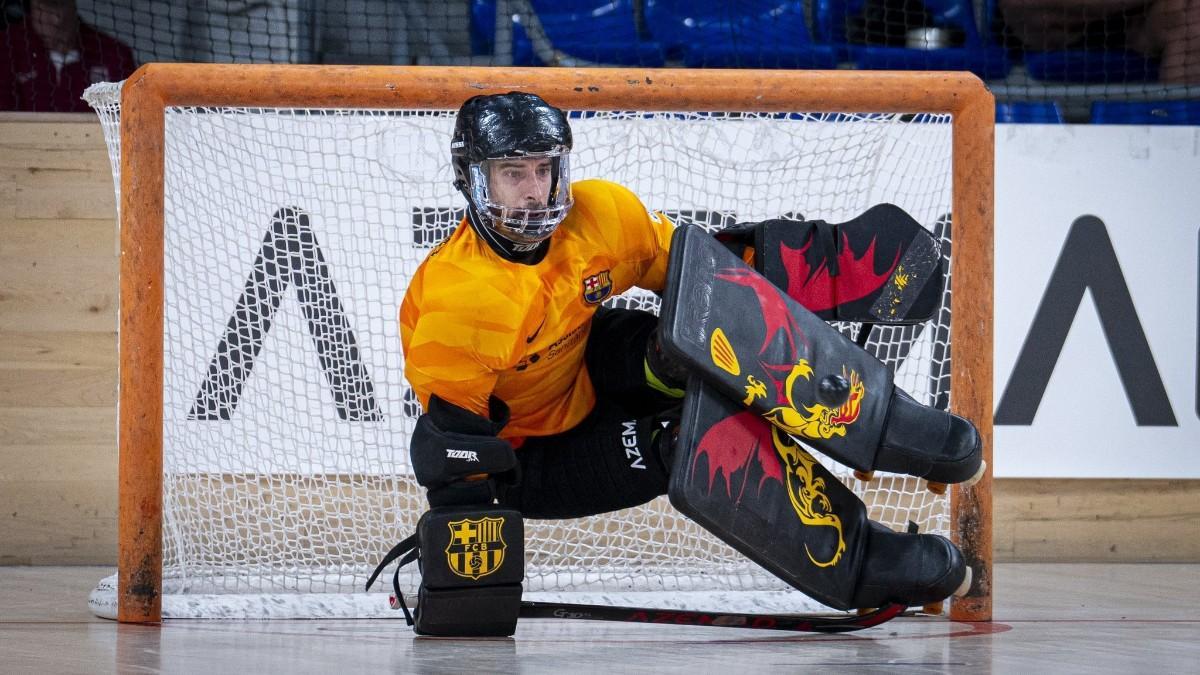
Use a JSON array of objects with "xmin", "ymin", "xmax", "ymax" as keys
[{"xmin": 373, "ymin": 206, "xmax": 983, "ymax": 635}]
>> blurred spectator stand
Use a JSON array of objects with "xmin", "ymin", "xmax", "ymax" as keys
[
  {"xmin": 815, "ymin": 0, "xmax": 1011, "ymax": 78},
  {"xmin": 1, "ymin": 0, "xmax": 136, "ymax": 112}
]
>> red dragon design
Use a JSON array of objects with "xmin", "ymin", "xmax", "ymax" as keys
[
  {"xmin": 690, "ymin": 261, "xmax": 865, "ymax": 567},
  {"xmin": 781, "ymin": 233, "xmax": 899, "ymax": 312}
]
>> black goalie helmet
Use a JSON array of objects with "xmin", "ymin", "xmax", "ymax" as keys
[{"xmin": 452, "ymin": 92, "xmax": 574, "ymax": 245}]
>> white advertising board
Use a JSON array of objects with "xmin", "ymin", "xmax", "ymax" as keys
[{"xmin": 994, "ymin": 124, "xmax": 1199, "ymax": 477}]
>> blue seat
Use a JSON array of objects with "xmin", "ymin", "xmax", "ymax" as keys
[
  {"xmin": 1090, "ymin": 100, "xmax": 1200, "ymax": 125},
  {"xmin": 644, "ymin": 0, "xmax": 839, "ymax": 69},
  {"xmin": 995, "ymin": 101, "xmax": 1063, "ymax": 123},
  {"xmin": 1022, "ymin": 51, "xmax": 1158, "ymax": 84},
  {"xmin": 472, "ymin": 0, "xmax": 665, "ymax": 66},
  {"xmin": 814, "ymin": 0, "xmax": 1010, "ymax": 79}
]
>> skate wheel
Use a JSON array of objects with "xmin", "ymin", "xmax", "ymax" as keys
[
  {"xmin": 962, "ymin": 460, "xmax": 987, "ymax": 488},
  {"xmin": 388, "ymin": 595, "xmax": 401, "ymax": 610},
  {"xmin": 922, "ymin": 601, "xmax": 944, "ymax": 615},
  {"xmin": 953, "ymin": 566, "xmax": 974, "ymax": 598},
  {"xmin": 853, "ymin": 470, "xmax": 875, "ymax": 482},
  {"xmin": 926, "ymin": 481, "xmax": 947, "ymax": 495}
]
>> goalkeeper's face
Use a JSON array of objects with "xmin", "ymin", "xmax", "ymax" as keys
[
  {"xmin": 489, "ymin": 157, "xmax": 553, "ymax": 209},
  {"xmin": 469, "ymin": 152, "xmax": 573, "ymax": 245}
]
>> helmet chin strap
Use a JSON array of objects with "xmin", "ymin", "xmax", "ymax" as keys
[{"xmin": 456, "ymin": 182, "xmax": 549, "ymax": 265}]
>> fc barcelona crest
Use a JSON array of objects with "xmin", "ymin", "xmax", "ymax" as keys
[
  {"xmin": 582, "ymin": 270, "xmax": 613, "ymax": 304},
  {"xmin": 445, "ymin": 516, "xmax": 508, "ymax": 580}
]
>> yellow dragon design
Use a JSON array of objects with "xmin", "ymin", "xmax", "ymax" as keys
[
  {"xmin": 771, "ymin": 427, "xmax": 846, "ymax": 567},
  {"xmin": 748, "ymin": 359, "xmax": 865, "ymax": 440}
]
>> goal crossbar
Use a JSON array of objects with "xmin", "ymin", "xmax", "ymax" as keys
[{"xmin": 115, "ymin": 64, "xmax": 994, "ymax": 624}]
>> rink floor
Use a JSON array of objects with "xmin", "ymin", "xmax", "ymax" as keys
[{"xmin": 2, "ymin": 564, "xmax": 1196, "ymax": 673}]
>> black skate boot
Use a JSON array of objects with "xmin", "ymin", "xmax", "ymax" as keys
[
  {"xmin": 876, "ymin": 388, "xmax": 985, "ymax": 485},
  {"xmin": 851, "ymin": 522, "xmax": 972, "ymax": 609}
]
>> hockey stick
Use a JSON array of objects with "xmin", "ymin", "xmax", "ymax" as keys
[
  {"xmin": 372, "ymin": 525, "xmax": 901, "ymax": 634},
  {"xmin": 516, "ymin": 600, "xmax": 906, "ymax": 633}
]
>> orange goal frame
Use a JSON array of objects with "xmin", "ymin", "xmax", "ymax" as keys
[{"xmin": 116, "ymin": 64, "xmax": 994, "ymax": 624}]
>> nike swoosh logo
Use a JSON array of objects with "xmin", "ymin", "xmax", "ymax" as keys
[{"xmin": 526, "ymin": 317, "xmax": 546, "ymax": 344}]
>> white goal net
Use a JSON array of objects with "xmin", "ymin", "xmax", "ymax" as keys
[{"xmin": 85, "ymin": 80, "xmax": 957, "ymax": 619}]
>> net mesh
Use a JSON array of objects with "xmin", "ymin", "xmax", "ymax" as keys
[{"xmin": 85, "ymin": 83, "xmax": 955, "ymax": 617}]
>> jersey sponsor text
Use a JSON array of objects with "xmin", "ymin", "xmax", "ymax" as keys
[{"xmin": 622, "ymin": 420, "xmax": 646, "ymax": 470}]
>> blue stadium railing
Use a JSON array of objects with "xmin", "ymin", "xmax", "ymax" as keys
[{"xmin": 1090, "ymin": 100, "xmax": 1200, "ymax": 124}]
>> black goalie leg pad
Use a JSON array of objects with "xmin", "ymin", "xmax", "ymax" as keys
[
  {"xmin": 878, "ymin": 388, "xmax": 983, "ymax": 484},
  {"xmin": 412, "ymin": 506, "xmax": 524, "ymax": 637},
  {"xmin": 659, "ymin": 224, "xmax": 982, "ymax": 483},
  {"xmin": 717, "ymin": 204, "xmax": 944, "ymax": 324},
  {"xmin": 670, "ymin": 379, "xmax": 970, "ymax": 610},
  {"xmin": 668, "ymin": 379, "xmax": 869, "ymax": 610}
]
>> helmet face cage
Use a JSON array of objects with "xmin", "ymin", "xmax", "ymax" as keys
[{"xmin": 465, "ymin": 150, "xmax": 573, "ymax": 245}]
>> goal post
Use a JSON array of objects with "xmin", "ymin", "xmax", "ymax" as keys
[{"xmin": 95, "ymin": 64, "xmax": 992, "ymax": 624}]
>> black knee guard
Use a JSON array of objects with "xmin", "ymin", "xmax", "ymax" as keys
[
  {"xmin": 585, "ymin": 308, "xmax": 685, "ymax": 416},
  {"xmin": 410, "ymin": 394, "xmax": 519, "ymax": 507},
  {"xmin": 645, "ymin": 329, "xmax": 688, "ymax": 397},
  {"xmin": 411, "ymin": 505, "xmax": 524, "ymax": 637}
]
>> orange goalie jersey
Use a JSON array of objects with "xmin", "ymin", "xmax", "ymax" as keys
[{"xmin": 400, "ymin": 179, "xmax": 675, "ymax": 442}]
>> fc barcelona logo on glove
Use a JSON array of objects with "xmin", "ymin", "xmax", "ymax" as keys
[
  {"xmin": 582, "ymin": 270, "xmax": 613, "ymax": 304},
  {"xmin": 445, "ymin": 516, "xmax": 507, "ymax": 580}
]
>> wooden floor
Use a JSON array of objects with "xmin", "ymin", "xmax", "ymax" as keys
[{"xmin": 2, "ymin": 564, "xmax": 1196, "ymax": 673}]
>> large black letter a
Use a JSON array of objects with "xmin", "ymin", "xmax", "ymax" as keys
[
  {"xmin": 190, "ymin": 208, "xmax": 383, "ymax": 421},
  {"xmin": 996, "ymin": 215, "xmax": 1175, "ymax": 426}
]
